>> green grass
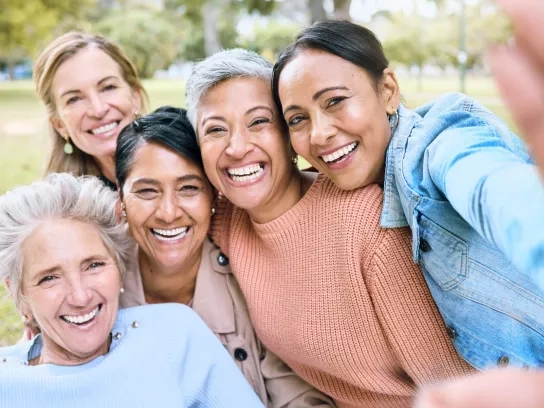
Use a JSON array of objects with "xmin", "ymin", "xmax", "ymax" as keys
[{"xmin": 0, "ymin": 76, "xmax": 515, "ymax": 346}]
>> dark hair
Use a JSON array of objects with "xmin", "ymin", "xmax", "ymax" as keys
[
  {"xmin": 272, "ymin": 20, "xmax": 389, "ymax": 111},
  {"xmin": 115, "ymin": 106, "xmax": 203, "ymax": 196}
]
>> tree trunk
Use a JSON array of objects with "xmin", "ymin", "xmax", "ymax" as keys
[
  {"xmin": 202, "ymin": 0, "xmax": 221, "ymax": 57},
  {"xmin": 333, "ymin": 0, "xmax": 351, "ymax": 21},
  {"xmin": 308, "ymin": 0, "xmax": 326, "ymax": 23}
]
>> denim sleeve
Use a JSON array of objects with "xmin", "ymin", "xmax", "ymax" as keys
[{"xmin": 426, "ymin": 114, "xmax": 544, "ymax": 290}]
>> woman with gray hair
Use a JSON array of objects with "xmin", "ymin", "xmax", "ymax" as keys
[
  {"xmin": 186, "ymin": 49, "xmax": 473, "ymax": 408},
  {"xmin": 0, "ymin": 173, "xmax": 264, "ymax": 407}
]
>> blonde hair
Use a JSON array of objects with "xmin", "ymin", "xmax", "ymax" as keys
[
  {"xmin": 33, "ymin": 32, "xmax": 149, "ymax": 177},
  {"xmin": 0, "ymin": 173, "xmax": 135, "ymax": 309}
]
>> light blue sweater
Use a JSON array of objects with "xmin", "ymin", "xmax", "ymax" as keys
[{"xmin": 0, "ymin": 304, "xmax": 264, "ymax": 407}]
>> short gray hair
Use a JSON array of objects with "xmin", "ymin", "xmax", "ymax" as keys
[
  {"xmin": 185, "ymin": 48, "xmax": 273, "ymax": 132},
  {"xmin": 0, "ymin": 173, "xmax": 134, "ymax": 309}
]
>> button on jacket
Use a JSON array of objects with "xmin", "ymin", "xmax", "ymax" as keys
[
  {"xmin": 121, "ymin": 238, "xmax": 336, "ymax": 407},
  {"xmin": 381, "ymin": 92, "xmax": 544, "ymax": 369}
]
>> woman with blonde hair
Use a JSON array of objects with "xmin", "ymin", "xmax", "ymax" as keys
[{"xmin": 33, "ymin": 32, "xmax": 148, "ymax": 187}]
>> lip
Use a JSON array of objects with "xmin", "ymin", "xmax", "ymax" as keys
[
  {"xmin": 60, "ymin": 304, "xmax": 102, "ymax": 329},
  {"xmin": 318, "ymin": 143, "xmax": 359, "ymax": 171},
  {"xmin": 318, "ymin": 142, "xmax": 357, "ymax": 157},
  {"xmin": 150, "ymin": 226, "xmax": 191, "ymax": 245},
  {"xmin": 222, "ymin": 163, "xmax": 267, "ymax": 188}
]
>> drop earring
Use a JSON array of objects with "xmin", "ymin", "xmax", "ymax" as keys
[
  {"xmin": 64, "ymin": 137, "xmax": 73, "ymax": 155},
  {"xmin": 211, "ymin": 207, "xmax": 216, "ymax": 215},
  {"xmin": 291, "ymin": 156, "xmax": 299, "ymax": 165},
  {"xmin": 133, "ymin": 110, "xmax": 141, "ymax": 120},
  {"xmin": 121, "ymin": 204, "xmax": 127, "ymax": 218}
]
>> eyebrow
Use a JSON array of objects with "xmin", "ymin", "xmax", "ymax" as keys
[
  {"xmin": 282, "ymin": 86, "xmax": 349, "ymax": 115},
  {"xmin": 59, "ymin": 76, "xmax": 119, "ymax": 99},
  {"xmin": 132, "ymin": 174, "xmax": 207, "ymax": 186}
]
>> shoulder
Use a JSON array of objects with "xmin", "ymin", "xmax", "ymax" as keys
[
  {"xmin": 0, "ymin": 340, "xmax": 31, "ymax": 361},
  {"xmin": 117, "ymin": 304, "xmax": 204, "ymax": 333}
]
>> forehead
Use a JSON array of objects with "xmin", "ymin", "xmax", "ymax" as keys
[
  {"xmin": 279, "ymin": 49, "xmax": 369, "ymax": 93},
  {"xmin": 51, "ymin": 47, "xmax": 125, "ymax": 96},
  {"xmin": 198, "ymin": 77, "xmax": 276, "ymax": 115},
  {"xmin": 23, "ymin": 219, "xmax": 108, "ymax": 273},
  {"xmin": 127, "ymin": 142, "xmax": 205, "ymax": 181}
]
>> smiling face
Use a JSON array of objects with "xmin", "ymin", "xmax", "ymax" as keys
[
  {"xmin": 21, "ymin": 219, "xmax": 121, "ymax": 366},
  {"xmin": 196, "ymin": 77, "xmax": 295, "ymax": 216},
  {"xmin": 50, "ymin": 46, "xmax": 142, "ymax": 163},
  {"xmin": 278, "ymin": 49, "xmax": 399, "ymax": 190},
  {"xmin": 121, "ymin": 142, "xmax": 213, "ymax": 271}
]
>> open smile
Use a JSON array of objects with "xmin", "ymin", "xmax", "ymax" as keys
[
  {"xmin": 225, "ymin": 163, "xmax": 266, "ymax": 186},
  {"xmin": 151, "ymin": 227, "xmax": 190, "ymax": 242},
  {"xmin": 61, "ymin": 304, "xmax": 102, "ymax": 326},
  {"xmin": 319, "ymin": 142, "xmax": 359, "ymax": 164},
  {"xmin": 87, "ymin": 121, "xmax": 120, "ymax": 137}
]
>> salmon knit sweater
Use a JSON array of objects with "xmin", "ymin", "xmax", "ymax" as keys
[{"xmin": 211, "ymin": 175, "xmax": 474, "ymax": 408}]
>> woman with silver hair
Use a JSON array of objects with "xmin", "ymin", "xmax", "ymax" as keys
[
  {"xmin": 186, "ymin": 49, "xmax": 473, "ymax": 408},
  {"xmin": 0, "ymin": 173, "xmax": 264, "ymax": 407}
]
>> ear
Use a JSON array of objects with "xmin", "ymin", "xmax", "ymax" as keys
[
  {"xmin": 380, "ymin": 68, "xmax": 400, "ymax": 113},
  {"xmin": 115, "ymin": 196, "xmax": 125, "ymax": 221},
  {"xmin": 132, "ymin": 89, "xmax": 143, "ymax": 114},
  {"xmin": 50, "ymin": 116, "xmax": 69, "ymax": 140}
]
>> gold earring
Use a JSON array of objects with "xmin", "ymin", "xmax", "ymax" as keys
[
  {"xmin": 292, "ymin": 156, "xmax": 299, "ymax": 165},
  {"xmin": 64, "ymin": 137, "xmax": 73, "ymax": 155},
  {"xmin": 121, "ymin": 203, "xmax": 127, "ymax": 217},
  {"xmin": 133, "ymin": 110, "xmax": 141, "ymax": 120},
  {"xmin": 21, "ymin": 315, "xmax": 28, "ymax": 323}
]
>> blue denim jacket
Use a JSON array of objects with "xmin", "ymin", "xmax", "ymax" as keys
[{"xmin": 381, "ymin": 92, "xmax": 544, "ymax": 370}]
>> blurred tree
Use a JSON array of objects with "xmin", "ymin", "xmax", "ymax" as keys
[
  {"xmin": 165, "ymin": 0, "xmax": 277, "ymax": 56},
  {"xmin": 95, "ymin": 7, "xmax": 179, "ymax": 78},
  {"xmin": 332, "ymin": 0, "xmax": 351, "ymax": 21},
  {"xmin": 0, "ymin": 0, "xmax": 98, "ymax": 78},
  {"xmin": 240, "ymin": 21, "xmax": 301, "ymax": 58},
  {"xmin": 308, "ymin": 0, "xmax": 353, "ymax": 23}
]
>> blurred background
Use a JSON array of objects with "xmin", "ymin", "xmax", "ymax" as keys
[{"xmin": 0, "ymin": 0, "xmax": 512, "ymax": 344}]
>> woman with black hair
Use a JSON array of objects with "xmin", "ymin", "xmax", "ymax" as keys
[{"xmin": 115, "ymin": 106, "xmax": 336, "ymax": 408}]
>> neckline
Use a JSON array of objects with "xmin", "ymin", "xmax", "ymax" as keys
[{"xmin": 251, "ymin": 174, "xmax": 325, "ymax": 236}]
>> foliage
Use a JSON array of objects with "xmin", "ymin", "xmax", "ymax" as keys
[
  {"xmin": 240, "ymin": 21, "xmax": 301, "ymax": 57},
  {"xmin": 95, "ymin": 7, "xmax": 179, "ymax": 78}
]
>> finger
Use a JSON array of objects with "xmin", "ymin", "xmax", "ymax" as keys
[
  {"xmin": 489, "ymin": 45, "xmax": 544, "ymax": 171},
  {"xmin": 497, "ymin": 0, "xmax": 544, "ymax": 69}
]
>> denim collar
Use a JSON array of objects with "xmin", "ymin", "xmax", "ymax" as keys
[{"xmin": 380, "ymin": 104, "xmax": 420, "ymax": 228}]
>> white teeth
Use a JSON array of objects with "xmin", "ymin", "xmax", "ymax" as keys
[
  {"xmin": 227, "ymin": 164, "xmax": 262, "ymax": 176},
  {"xmin": 91, "ymin": 122, "xmax": 117, "ymax": 135},
  {"xmin": 152, "ymin": 227, "xmax": 189, "ymax": 241},
  {"xmin": 63, "ymin": 306, "xmax": 99, "ymax": 324},
  {"xmin": 227, "ymin": 164, "xmax": 264, "ymax": 183},
  {"xmin": 321, "ymin": 142, "xmax": 358, "ymax": 163}
]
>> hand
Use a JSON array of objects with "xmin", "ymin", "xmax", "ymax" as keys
[
  {"xmin": 490, "ymin": 0, "xmax": 544, "ymax": 178},
  {"xmin": 414, "ymin": 368, "xmax": 544, "ymax": 408}
]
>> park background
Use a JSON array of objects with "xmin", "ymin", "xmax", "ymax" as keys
[{"xmin": 0, "ymin": 0, "xmax": 513, "ymax": 345}]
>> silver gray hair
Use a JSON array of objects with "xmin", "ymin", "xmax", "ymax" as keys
[
  {"xmin": 0, "ymin": 173, "xmax": 134, "ymax": 309},
  {"xmin": 185, "ymin": 48, "xmax": 273, "ymax": 133}
]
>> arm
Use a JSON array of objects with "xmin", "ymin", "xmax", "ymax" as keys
[
  {"xmin": 260, "ymin": 346, "xmax": 336, "ymax": 408},
  {"xmin": 426, "ymin": 114, "xmax": 544, "ymax": 286}
]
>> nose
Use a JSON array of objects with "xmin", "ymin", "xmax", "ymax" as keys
[
  {"xmin": 155, "ymin": 192, "xmax": 182, "ymax": 224},
  {"xmin": 310, "ymin": 112, "xmax": 336, "ymax": 147},
  {"xmin": 67, "ymin": 276, "xmax": 92, "ymax": 307},
  {"xmin": 87, "ymin": 92, "xmax": 108, "ymax": 118},
  {"xmin": 225, "ymin": 128, "xmax": 254, "ymax": 159}
]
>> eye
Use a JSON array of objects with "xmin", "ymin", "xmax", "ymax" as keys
[
  {"xmin": 250, "ymin": 118, "xmax": 270, "ymax": 127},
  {"xmin": 38, "ymin": 275, "xmax": 56, "ymax": 285},
  {"xmin": 287, "ymin": 115, "xmax": 306, "ymax": 128},
  {"xmin": 102, "ymin": 84, "xmax": 118, "ymax": 92},
  {"xmin": 179, "ymin": 185, "xmax": 201, "ymax": 196},
  {"xmin": 88, "ymin": 261, "xmax": 106, "ymax": 270},
  {"xmin": 134, "ymin": 188, "xmax": 159, "ymax": 199},
  {"xmin": 205, "ymin": 126, "xmax": 226, "ymax": 135},
  {"xmin": 326, "ymin": 96, "xmax": 347, "ymax": 108},
  {"xmin": 66, "ymin": 96, "xmax": 81, "ymax": 105}
]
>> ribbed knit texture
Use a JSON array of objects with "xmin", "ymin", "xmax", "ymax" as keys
[
  {"xmin": 0, "ymin": 304, "xmax": 264, "ymax": 408},
  {"xmin": 211, "ymin": 175, "xmax": 474, "ymax": 408}
]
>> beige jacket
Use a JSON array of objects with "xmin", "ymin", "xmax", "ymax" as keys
[{"xmin": 120, "ymin": 238, "xmax": 336, "ymax": 408}]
